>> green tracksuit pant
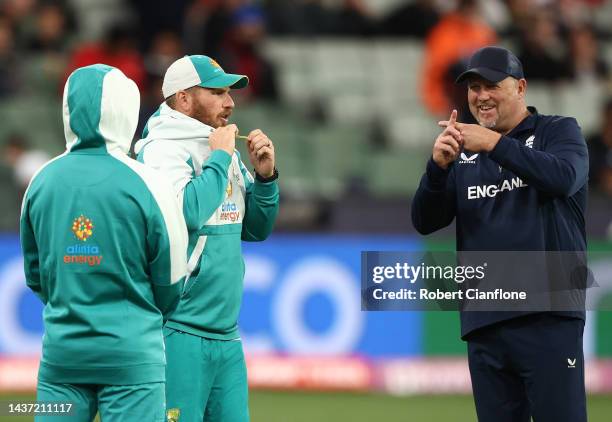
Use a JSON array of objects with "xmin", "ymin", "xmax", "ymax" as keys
[
  {"xmin": 163, "ymin": 327, "xmax": 249, "ymax": 422},
  {"xmin": 35, "ymin": 380, "xmax": 165, "ymax": 421}
]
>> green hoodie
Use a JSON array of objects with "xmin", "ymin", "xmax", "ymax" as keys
[
  {"xmin": 135, "ymin": 103, "xmax": 279, "ymax": 340},
  {"xmin": 19, "ymin": 65, "xmax": 188, "ymax": 385}
]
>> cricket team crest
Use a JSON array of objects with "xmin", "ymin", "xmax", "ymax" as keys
[
  {"xmin": 209, "ymin": 58, "xmax": 223, "ymax": 70},
  {"xmin": 72, "ymin": 215, "xmax": 94, "ymax": 241},
  {"xmin": 167, "ymin": 408, "xmax": 180, "ymax": 422},
  {"xmin": 226, "ymin": 181, "xmax": 233, "ymax": 197}
]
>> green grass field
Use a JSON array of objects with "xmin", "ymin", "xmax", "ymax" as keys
[{"xmin": 2, "ymin": 391, "xmax": 611, "ymax": 421}]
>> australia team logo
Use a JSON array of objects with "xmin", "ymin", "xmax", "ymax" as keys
[
  {"xmin": 209, "ymin": 58, "xmax": 223, "ymax": 71},
  {"xmin": 167, "ymin": 408, "xmax": 180, "ymax": 422},
  {"xmin": 72, "ymin": 215, "xmax": 93, "ymax": 241}
]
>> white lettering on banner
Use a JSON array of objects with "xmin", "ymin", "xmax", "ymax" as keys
[
  {"xmin": 0, "ymin": 258, "xmax": 42, "ymax": 354},
  {"xmin": 272, "ymin": 257, "xmax": 364, "ymax": 354},
  {"xmin": 241, "ymin": 256, "xmax": 278, "ymax": 353},
  {"xmin": 467, "ymin": 177, "xmax": 528, "ymax": 199}
]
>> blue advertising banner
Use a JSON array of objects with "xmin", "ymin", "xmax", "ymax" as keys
[
  {"xmin": 0, "ymin": 235, "xmax": 43, "ymax": 355},
  {"xmin": 240, "ymin": 235, "xmax": 423, "ymax": 357},
  {"xmin": 0, "ymin": 234, "xmax": 424, "ymax": 357}
]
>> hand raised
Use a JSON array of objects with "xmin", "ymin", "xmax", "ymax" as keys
[
  {"xmin": 210, "ymin": 124, "xmax": 238, "ymax": 156},
  {"xmin": 247, "ymin": 129, "xmax": 275, "ymax": 178},
  {"xmin": 432, "ymin": 110, "xmax": 463, "ymax": 169}
]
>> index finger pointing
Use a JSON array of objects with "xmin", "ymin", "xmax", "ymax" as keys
[{"xmin": 449, "ymin": 109, "xmax": 457, "ymax": 126}]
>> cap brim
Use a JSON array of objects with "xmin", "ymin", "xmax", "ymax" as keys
[
  {"xmin": 200, "ymin": 73, "xmax": 249, "ymax": 89},
  {"xmin": 455, "ymin": 67, "xmax": 508, "ymax": 84}
]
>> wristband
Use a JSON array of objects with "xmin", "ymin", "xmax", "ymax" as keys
[{"xmin": 255, "ymin": 167, "xmax": 279, "ymax": 182}]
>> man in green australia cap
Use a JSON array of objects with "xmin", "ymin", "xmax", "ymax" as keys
[{"xmin": 135, "ymin": 55, "xmax": 280, "ymax": 422}]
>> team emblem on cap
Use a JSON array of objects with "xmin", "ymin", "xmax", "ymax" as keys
[{"xmin": 209, "ymin": 58, "xmax": 223, "ymax": 70}]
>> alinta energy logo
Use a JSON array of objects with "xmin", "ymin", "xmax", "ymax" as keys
[
  {"xmin": 64, "ymin": 215, "xmax": 103, "ymax": 266},
  {"xmin": 72, "ymin": 215, "xmax": 93, "ymax": 241},
  {"xmin": 220, "ymin": 201, "xmax": 241, "ymax": 222}
]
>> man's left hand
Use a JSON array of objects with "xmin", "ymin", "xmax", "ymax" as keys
[
  {"xmin": 247, "ymin": 129, "xmax": 275, "ymax": 177},
  {"xmin": 438, "ymin": 120, "xmax": 502, "ymax": 153}
]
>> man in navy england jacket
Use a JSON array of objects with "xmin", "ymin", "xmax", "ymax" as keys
[{"xmin": 412, "ymin": 47, "xmax": 588, "ymax": 422}]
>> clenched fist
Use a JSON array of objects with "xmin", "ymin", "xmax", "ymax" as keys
[
  {"xmin": 246, "ymin": 129, "xmax": 275, "ymax": 178},
  {"xmin": 210, "ymin": 124, "xmax": 238, "ymax": 156}
]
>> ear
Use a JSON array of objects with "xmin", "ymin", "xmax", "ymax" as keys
[
  {"xmin": 517, "ymin": 78, "xmax": 527, "ymax": 99},
  {"xmin": 175, "ymin": 90, "xmax": 192, "ymax": 113}
]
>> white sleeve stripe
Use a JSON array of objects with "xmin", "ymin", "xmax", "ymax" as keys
[
  {"xmin": 188, "ymin": 236, "xmax": 206, "ymax": 273},
  {"xmin": 111, "ymin": 152, "xmax": 188, "ymax": 284},
  {"xmin": 140, "ymin": 142, "xmax": 192, "ymax": 196},
  {"xmin": 185, "ymin": 235, "xmax": 207, "ymax": 280},
  {"xmin": 20, "ymin": 152, "xmax": 68, "ymax": 216},
  {"xmin": 178, "ymin": 187, "xmax": 185, "ymax": 214}
]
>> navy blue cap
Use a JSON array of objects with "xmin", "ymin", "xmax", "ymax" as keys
[{"xmin": 455, "ymin": 46, "xmax": 524, "ymax": 83}]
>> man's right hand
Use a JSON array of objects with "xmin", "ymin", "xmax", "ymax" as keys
[
  {"xmin": 209, "ymin": 124, "xmax": 237, "ymax": 156},
  {"xmin": 432, "ymin": 110, "xmax": 463, "ymax": 170}
]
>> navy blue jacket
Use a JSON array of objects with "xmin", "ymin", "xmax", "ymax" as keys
[{"xmin": 411, "ymin": 107, "xmax": 588, "ymax": 337}]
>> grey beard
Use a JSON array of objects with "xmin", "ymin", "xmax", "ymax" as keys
[{"xmin": 478, "ymin": 119, "xmax": 497, "ymax": 129}]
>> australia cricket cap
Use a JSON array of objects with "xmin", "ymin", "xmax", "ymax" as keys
[
  {"xmin": 455, "ymin": 46, "xmax": 524, "ymax": 84},
  {"xmin": 162, "ymin": 55, "xmax": 249, "ymax": 99}
]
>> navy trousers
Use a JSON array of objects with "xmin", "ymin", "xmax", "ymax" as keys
[{"xmin": 466, "ymin": 313, "xmax": 587, "ymax": 422}]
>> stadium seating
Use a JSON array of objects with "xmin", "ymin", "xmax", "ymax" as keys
[{"xmin": 0, "ymin": 37, "xmax": 609, "ymax": 201}]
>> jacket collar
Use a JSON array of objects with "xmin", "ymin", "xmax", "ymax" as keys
[{"xmin": 507, "ymin": 106, "xmax": 538, "ymax": 137}]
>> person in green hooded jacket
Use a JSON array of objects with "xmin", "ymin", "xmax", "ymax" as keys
[
  {"xmin": 135, "ymin": 55, "xmax": 279, "ymax": 422},
  {"xmin": 20, "ymin": 64, "xmax": 188, "ymax": 421}
]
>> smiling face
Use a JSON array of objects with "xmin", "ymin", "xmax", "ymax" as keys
[
  {"xmin": 467, "ymin": 75, "xmax": 527, "ymax": 134},
  {"xmin": 186, "ymin": 86, "xmax": 235, "ymax": 128}
]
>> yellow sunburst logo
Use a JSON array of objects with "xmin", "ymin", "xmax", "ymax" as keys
[
  {"xmin": 210, "ymin": 58, "xmax": 223, "ymax": 70},
  {"xmin": 71, "ymin": 215, "xmax": 93, "ymax": 241},
  {"xmin": 226, "ymin": 181, "xmax": 233, "ymax": 197},
  {"xmin": 166, "ymin": 408, "xmax": 180, "ymax": 422}
]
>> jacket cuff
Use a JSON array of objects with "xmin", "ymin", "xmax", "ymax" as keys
[
  {"xmin": 253, "ymin": 178, "xmax": 279, "ymax": 197},
  {"xmin": 255, "ymin": 167, "xmax": 279, "ymax": 182},
  {"xmin": 489, "ymin": 135, "xmax": 512, "ymax": 164},
  {"xmin": 426, "ymin": 157, "xmax": 450, "ymax": 187}
]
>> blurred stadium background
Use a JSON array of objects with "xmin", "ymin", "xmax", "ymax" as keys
[{"xmin": 1, "ymin": 0, "xmax": 612, "ymax": 420}]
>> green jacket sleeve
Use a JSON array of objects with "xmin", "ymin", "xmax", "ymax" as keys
[
  {"xmin": 236, "ymin": 155, "xmax": 280, "ymax": 241},
  {"xmin": 19, "ymin": 195, "xmax": 47, "ymax": 304},
  {"xmin": 151, "ymin": 284, "xmax": 182, "ymax": 323},
  {"xmin": 146, "ymin": 181, "xmax": 189, "ymax": 322},
  {"xmin": 183, "ymin": 150, "xmax": 232, "ymax": 230}
]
